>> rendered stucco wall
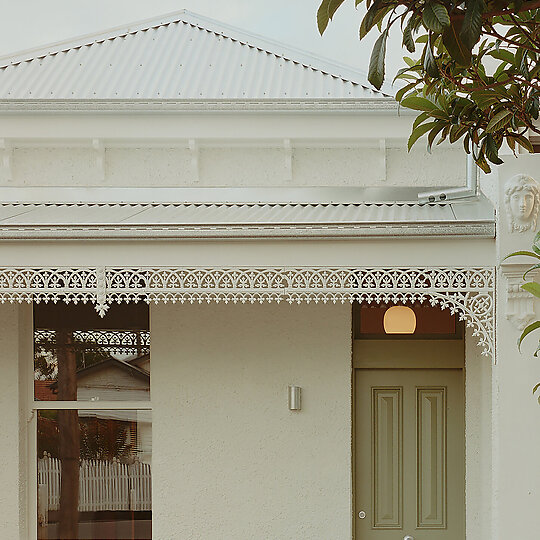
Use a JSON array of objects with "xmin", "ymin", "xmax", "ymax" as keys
[
  {"xmin": 493, "ymin": 317, "xmax": 540, "ymax": 540},
  {"xmin": 3, "ymin": 144, "xmax": 465, "ymax": 188},
  {"xmin": 465, "ymin": 329, "xmax": 492, "ymax": 539},
  {"xmin": 150, "ymin": 302, "xmax": 352, "ymax": 540},
  {"xmin": 0, "ymin": 304, "xmax": 29, "ymax": 539},
  {"xmin": 495, "ymin": 155, "xmax": 540, "ymax": 540}
]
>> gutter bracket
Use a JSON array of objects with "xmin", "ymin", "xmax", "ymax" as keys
[
  {"xmin": 0, "ymin": 139, "xmax": 13, "ymax": 182},
  {"xmin": 189, "ymin": 139, "xmax": 199, "ymax": 184},
  {"xmin": 92, "ymin": 139, "xmax": 105, "ymax": 182},
  {"xmin": 284, "ymin": 139, "xmax": 293, "ymax": 183}
]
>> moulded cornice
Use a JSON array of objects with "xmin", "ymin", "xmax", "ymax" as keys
[
  {"xmin": 501, "ymin": 262, "xmax": 539, "ymax": 330},
  {"xmin": 0, "ymin": 222, "xmax": 495, "ymax": 240},
  {"xmin": 0, "ymin": 98, "xmax": 402, "ymax": 115}
]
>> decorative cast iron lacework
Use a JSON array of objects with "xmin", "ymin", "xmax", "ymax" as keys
[
  {"xmin": 0, "ymin": 266, "xmax": 494, "ymax": 357},
  {"xmin": 34, "ymin": 330, "xmax": 150, "ymax": 355}
]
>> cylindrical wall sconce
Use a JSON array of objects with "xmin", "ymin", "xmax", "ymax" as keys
[{"xmin": 288, "ymin": 385, "xmax": 302, "ymax": 411}]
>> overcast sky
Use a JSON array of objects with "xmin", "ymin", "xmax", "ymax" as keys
[{"xmin": 0, "ymin": 0, "xmax": 405, "ymax": 86}]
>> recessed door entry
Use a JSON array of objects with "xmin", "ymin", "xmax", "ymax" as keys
[{"xmin": 353, "ymin": 341, "xmax": 465, "ymax": 540}]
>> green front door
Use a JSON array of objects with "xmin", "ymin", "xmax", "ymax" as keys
[{"xmin": 354, "ymin": 342, "xmax": 465, "ymax": 540}]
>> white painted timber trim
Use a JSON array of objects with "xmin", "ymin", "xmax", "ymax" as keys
[
  {"xmin": 0, "ymin": 266, "xmax": 495, "ymax": 358},
  {"xmin": 0, "ymin": 222, "xmax": 495, "ymax": 240}
]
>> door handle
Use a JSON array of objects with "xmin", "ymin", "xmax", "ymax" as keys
[{"xmin": 403, "ymin": 536, "xmax": 414, "ymax": 540}]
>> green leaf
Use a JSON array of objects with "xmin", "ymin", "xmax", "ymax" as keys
[
  {"xmin": 463, "ymin": 133, "xmax": 471, "ymax": 154},
  {"xmin": 423, "ymin": 37, "xmax": 440, "ymax": 78},
  {"xmin": 523, "ymin": 263, "xmax": 540, "ymax": 279},
  {"xmin": 403, "ymin": 19, "xmax": 416, "ymax": 53},
  {"xmin": 461, "ymin": 0, "xmax": 485, "ymax": 49},
  {"xmin": 427, "ymin": 122, "xmax": 447, "ymax": 150},
  {"xmin": 526, "ymin": 96, "xmax": 539, "ymax": 120},
  {"xmin": 360, "ymin": 1, "xmax": 384, "ymax": 39},
  {"xmin": 317, "ymin": 0, "xmax": 346, "ymax": 34},
  {"xmin": 486, "ymin": 110, "xmax": 513, "ymax": 132},
  {"xmin": 488, "ymin": 49, "xmax": 515, "ymax": 64},
  {"xmin": 395, "ymin": 81, "xmax": 418, "ymax": 102},
  {"xmin": 442, "ymin": 18, "xmax": 472, "ymax": 66},
  {"xmin": 368, "ymin": 29, "xmax": 388, "ymax": 90},
  {"xmin": 471, "ymin": 91, "xmax": 499, "ymax": 110},
  {"xmin": 502, "ymin": 250, "xmax": 540, "ymax": 261},
  {"xmin": 518, "ymin": 320, "xmax": 540, "ymax": 351},
  {"xmin": 413, "ymin": 111, "xmax": 431, "ymax": 130},
  {"xmin": 422, "ymin": 2, "xmax": 450, "ymax": 34},
  {"xmin": 522, "ymin": 282, "xmax": 540, "ymax": 299},
  {"xmin": 475, "ymin": 149, "xmax": 491, "ymax": 173},
  {"xmin": 317, "ymin": 0, "xmax": 330, "ymax": 35},
  {"xmin": 484, "ymin": 135, "xmax": 504, "ymax": 165},
  {"xmin": 400, "ymin": 96, "xmax": 439, "ymax": 112},
  {"xmin": 408, "ymin": 121, "xmax": 439, "ymax": 151},
  {"xmin": 449, "ymin": 125, "xmax": 468, "ymax": 144},
  {"xmin": 509, "ymin": 133, "xmax": 534, "ymax": 153},
  {"xmin": 327, "ymin": 0, "xmax": 346, "ymax": 19}
]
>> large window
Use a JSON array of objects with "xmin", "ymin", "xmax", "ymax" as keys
[{"xmin": 33, "ymin": 303, "xmax": 151, "ymax": 540}]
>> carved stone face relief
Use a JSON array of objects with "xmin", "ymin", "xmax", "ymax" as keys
[{"xmin": 504, "ymin": 174, "xmax": 540, "ymax": 232}]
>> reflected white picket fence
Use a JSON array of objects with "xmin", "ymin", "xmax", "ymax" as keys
[{"xmin": 38, "ymin": 454, "xmax": 152, "ymax": 512}]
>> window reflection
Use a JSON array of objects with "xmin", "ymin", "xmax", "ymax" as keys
[
  {"xmin": 34, "ymin": 303, "xmax": 150, "ymax": 402},
  {"xmin": 37, "ymin": 410, "xmax": 152, "ymax": 540}
]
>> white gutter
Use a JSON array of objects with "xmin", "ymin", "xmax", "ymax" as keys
[{"xmin": 418, "ymin": 153, "xmax": 479, "ymax": 203}]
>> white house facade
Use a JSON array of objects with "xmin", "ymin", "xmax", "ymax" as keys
[{"xmin": 0, "ymin": 10, "xmax": 538, "ymax": 540}]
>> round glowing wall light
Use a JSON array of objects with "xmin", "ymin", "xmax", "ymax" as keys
[{"xmin": 383, "ymin": 306, "xmax": 417, "ymax": 334}]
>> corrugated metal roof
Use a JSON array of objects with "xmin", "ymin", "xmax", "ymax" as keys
[
  {"xmin": 0, "ymin": 10, "xmax": 388, "ymax": 100},
  {"xmin": 0, "ymin": 198, "xmax": 495, "ymax": 239}
]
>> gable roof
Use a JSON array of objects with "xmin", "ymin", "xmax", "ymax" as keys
[
  {"xmin": 0, "ymin": 10, "xmax": 390, "ymax": 101},
  {"xmin": 76, "ymin": 357, "xmax": 150, "ymax": 381}
]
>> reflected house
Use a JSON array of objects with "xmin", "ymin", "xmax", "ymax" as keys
[
  {"xmin": 39, "ymin": 354, "xmax": 152, "ymax": 464},
  {"xmin": 71, "ymin": 355, "xmax": 150, "ymax": 403},
  {"xmin": 35, "ymin": 354, "xmax": 151, "ymax": 402}
]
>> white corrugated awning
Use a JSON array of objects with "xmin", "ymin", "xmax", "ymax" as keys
[{"xmin": 0, "ymin": 187, "xmax": 494, "ymax": 239}]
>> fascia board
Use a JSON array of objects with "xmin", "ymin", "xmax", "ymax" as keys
[{"xmin": 0, "ymin": 110, "xmax": 413, "ymax": 141}]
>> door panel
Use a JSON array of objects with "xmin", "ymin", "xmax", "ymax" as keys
[
  {"xmin": 416, "ymin": 387, "xmax": 446, "ymax": 529},
  {"xmin": 355, "ymin": 369, "xmax": 464, "ymax": 540},
  {"xmin": 372, "ymin": 388, "xmax": 402, "ymax": 529}
]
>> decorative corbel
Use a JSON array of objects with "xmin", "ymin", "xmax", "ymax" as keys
[
  {"xmin": 379, "ymin": 138, "xmax": 386, "ymax": 182},
  {"xmin": 0, "ymin": 139, "xmax": 13, "ymax": 182},
  {"xmin": 189, "ymin": 139, "xmax": 199, "ymax": 184},
  {"xmin": 502, "ymin": 264, "xmax": 537, "ymax": 330},
  {"xmin": 284, "ymin": 138, "xmax": 292, "ymax": 183},
  {"xmin": 92, "ymin": 139, "xmax": 105, "ymax": 181}
]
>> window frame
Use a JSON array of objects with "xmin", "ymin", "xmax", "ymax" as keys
[{"xmin": 27, "ymin": 304, "xmax": 152, "ymax": 540}]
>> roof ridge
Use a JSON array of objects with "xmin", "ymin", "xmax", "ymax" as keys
[
  {"xmin": 0, "ymin": 9, "xmax": 391, "ymax": 95},
  {"xmin": 0, "ymin": 9, "xmax": 193, "ymax": 67}
]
